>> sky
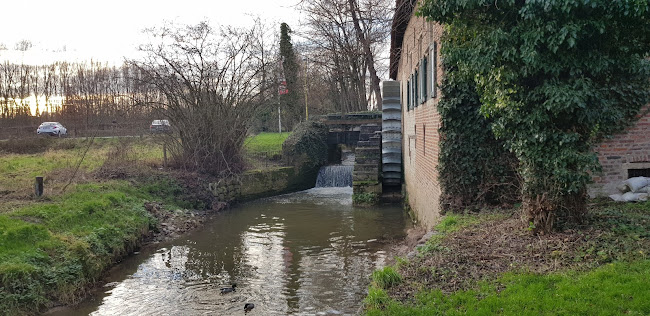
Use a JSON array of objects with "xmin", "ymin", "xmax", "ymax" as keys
[{"xmin": 0, "ymin": 0, "xmax": 302, "ymax": 65}]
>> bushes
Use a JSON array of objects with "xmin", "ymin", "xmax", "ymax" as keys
[{"xmin": 282, "ymin": 121, "xmax": 328, "ymax": 172}]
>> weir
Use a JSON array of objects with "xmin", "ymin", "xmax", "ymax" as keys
[{"xmin": 315, "ymin": 165, "xmax": 354, "ymax": 187}]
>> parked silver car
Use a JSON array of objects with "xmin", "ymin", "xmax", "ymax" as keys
[
  {"xmin": 37, "ymin": 122, "xmax": 67, "ymax": 136},
  {"xmin": 150, "ymin": 119, "xmax": 171, "ymax": 133}
]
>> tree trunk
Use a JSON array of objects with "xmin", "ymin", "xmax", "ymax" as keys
[
  {"xmin": 348, "ymin": 0, "xmax": 382, "ymax": 111},
  {"xmin": 525, "ymin": 191, "xmax": 586, "ymax": 235}
]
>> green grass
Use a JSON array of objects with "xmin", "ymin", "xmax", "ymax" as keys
[
  {"xmin": 0, "ymin": 137, "xmax": 187, "ymax": 314},
  {"xmin": 0, "ymin": 181, "xmax": 163, "ymax": 315},
  {"xmin": 366, "ymin": 204, "xmax": 650, "ymax": 315},
  {"xmin": 372, "ymin": 266, "xmax": 402, "ymax": 289},
  {"xmin": 0, "ymin": 137, "xmax": 163, "ymax": 201},
  {"xmin": 244, "ymin": 132, "xmax": 290, "ymax": 153},
  {"xmin": 365, "ymin": 260, "xmax": 650, "ymax": 315}
]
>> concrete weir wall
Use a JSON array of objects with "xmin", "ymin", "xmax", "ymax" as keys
[{"xmin": 209, "ymin": 166, "xmax": 315, "ymax": 203}]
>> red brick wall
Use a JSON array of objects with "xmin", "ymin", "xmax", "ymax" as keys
[
  {"xmin": 591, "ymin": 106, "xmax": 650, "ymax": 196},
  {"xmin": 398, "ymin": 14, "xmax": 444, "ymax": 228}
]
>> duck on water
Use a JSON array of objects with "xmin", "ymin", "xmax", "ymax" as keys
[{"xmin": 220, "ymin": 284, "xmax": 236, "ymax": 294}]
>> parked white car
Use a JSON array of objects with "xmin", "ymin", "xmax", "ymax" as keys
[
  {"xmin": 37, "ymin": 122, "xmax": 67, "ymax": 136},
  {"xmin": 150, "ymin": 119, "xmax": 171, "ymax": 133}
]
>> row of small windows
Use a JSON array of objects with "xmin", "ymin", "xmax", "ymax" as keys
[{"xmin": 406, "ymin": 42, "xmax": 437, "ymax": 111}]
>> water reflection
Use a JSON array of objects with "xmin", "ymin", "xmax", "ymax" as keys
[{"xmin": 48, "ymin": 187, "xmax": 408, "ymax": 315}]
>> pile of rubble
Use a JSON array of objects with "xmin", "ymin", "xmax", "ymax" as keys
[{"xmin": 610, "ymin": 177, "xmax": 650, "ymax": 202}]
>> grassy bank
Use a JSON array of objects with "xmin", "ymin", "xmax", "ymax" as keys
[
  {"xmin": 0, "ymin": 137, "xmax": 199, "ymax": 315},
  {"xmin": 243, "ymin": 132, "xmax": 291, "ymax": 170},
  {"xmin": 0, "ymin": 137, "xmax": 163, "ymax": 205},
  {"xmin": 365, "ymin": 201, "xmax": 650, "ymax": 315},
  {"xmin": 244, "ymin": 132, "xmax": 290, "ymax": 153},
  {"xmin": 0, "ymin": 181, "xmax": 164, "ymax": 314}
]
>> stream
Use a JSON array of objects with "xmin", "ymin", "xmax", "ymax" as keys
[{"xmin": 47, "ymin": 186, "xmax": 408, "ymax": 315}]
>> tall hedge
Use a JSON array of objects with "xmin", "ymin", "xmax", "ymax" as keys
[
  {"xmin": 419, "ymin": 0, "xmax": 650, "ymax": 233},
  {"xmin": 282, "ymin": 121, "xmax": 329, "ymax": 179}
]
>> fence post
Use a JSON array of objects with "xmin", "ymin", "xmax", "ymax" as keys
[
  {"xmin": 163, "ymin": 143, "xmax": 168, "ymax": 169},
  {"xmin": 35, "ymin": 176, "xmax": 44, "ymax": 197}
]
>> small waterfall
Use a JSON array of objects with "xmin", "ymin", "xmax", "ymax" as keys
[{"xmin": 315, "ymin": 165, "xmax": 354, "ymax": 187}]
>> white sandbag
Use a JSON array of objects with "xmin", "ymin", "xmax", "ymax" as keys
[
  {"xmin": 622, "ymin": 192, "xmax": 634, "ymax": 201},
  {"xmin": 624, "ymin": 177, "xmax": 650, "ymax": 193},
  {"xmin": 617, "ymin": 183, "xmax": 630, "ymax": 193},
  {"xmin": 639, "ymin": 193, "xmax": 649, "ymax": 202},
  {"xmin": 621, "ymin": 192, "xmax": 649, "ymax": 202},
  {"xmin": 609, "ymin": 194, "xmax": 624, "ymax": 202},
  {"xmin": 638, "ymin": 186, "xmax": 650, "ymax": 194}
]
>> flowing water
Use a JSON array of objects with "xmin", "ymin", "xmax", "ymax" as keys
[
  {"xmin": 48, "ymin": 187, "xmax": 408, "ymax": 316},
  {"xmin": 315, "ymin": 166, "xmax": 354, "ymax": 188}
]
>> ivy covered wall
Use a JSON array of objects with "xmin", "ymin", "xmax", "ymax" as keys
[{"xmin": 437, "ymin": 46, "xmax": 520, "ymax": 212}]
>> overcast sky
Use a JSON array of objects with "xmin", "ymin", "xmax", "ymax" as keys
[{"xmin": 0, "ymin": 0, "xmax": 302, "ymax": 64}]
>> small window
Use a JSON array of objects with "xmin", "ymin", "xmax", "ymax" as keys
[
  {"xmin": 421, "ymin": 57, "xmax": 427, "ymax": 103},
  {"xmin": 414, "ymin": 69, "xmax": 419, "ymax": 108},
  {"xmin": 406, "ymin": 80, "xmax": 411, "ymax": 111},
  {"xmin": 412, "ymin": 72, "xmax": 417, "ymax": 108},
  {"xmin": 429, "ymin": 42, "xmax": 437, "ymax": 99},
  {"xmin": 628, "ymin": 168, "xmax": 650, "ymax": 178}
]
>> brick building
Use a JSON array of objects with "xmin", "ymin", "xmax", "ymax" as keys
[
  {"xmin": 591, "ymin": 105, "xmax": 650, "ymax": 196},
  {"xmin": 390, "ymin": 0, "xmax": 650, "ymax": 227},
  {"xmin": 390, "ymin": 0, "xmax": 444, "ymax": 228}
]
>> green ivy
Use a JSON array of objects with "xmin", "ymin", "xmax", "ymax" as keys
[
  {"xmin": 419, "ymin": 0, "xmax": 650, "ymax": 233},
  {"xmin": 281, "ymin": 121, "xmax": 329, "ymax": 172},
  {"xmin": 436, "ymin": 46, "xmax": 520, "ymax": 212}
]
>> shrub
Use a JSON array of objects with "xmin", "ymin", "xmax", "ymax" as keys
[{"xmin": 282, "ymin": 121, "xmax": 328, "ymax": 172}]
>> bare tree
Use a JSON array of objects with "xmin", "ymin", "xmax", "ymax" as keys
[
  {"xmin": 14, "ymin": 40, "xmax": 32, "ymax": 52},
  {"xmin": 129, "ymin": 21, "xmax": 274, "ymax": 175},
  {"xmin": 299, "ymin": 0, "xmax": 392, "ymax": 112}
]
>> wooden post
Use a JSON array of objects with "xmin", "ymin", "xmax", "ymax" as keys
[
  {"xmin": 35, "ymin": 176, "xmax": 44, "ymax": 197},
  {"xmin": 163, "ymin": 143, "xmax": 168, "ymax": 169}
]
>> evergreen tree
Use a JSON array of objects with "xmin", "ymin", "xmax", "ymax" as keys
[{"xmin": 279, "ymin": 23, "xmax": 302, "ymax": 130}]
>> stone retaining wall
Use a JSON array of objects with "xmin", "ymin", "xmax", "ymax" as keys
[{"xmin": 209, "ymin": 166, "xmax": 316, "ymax": 203}]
